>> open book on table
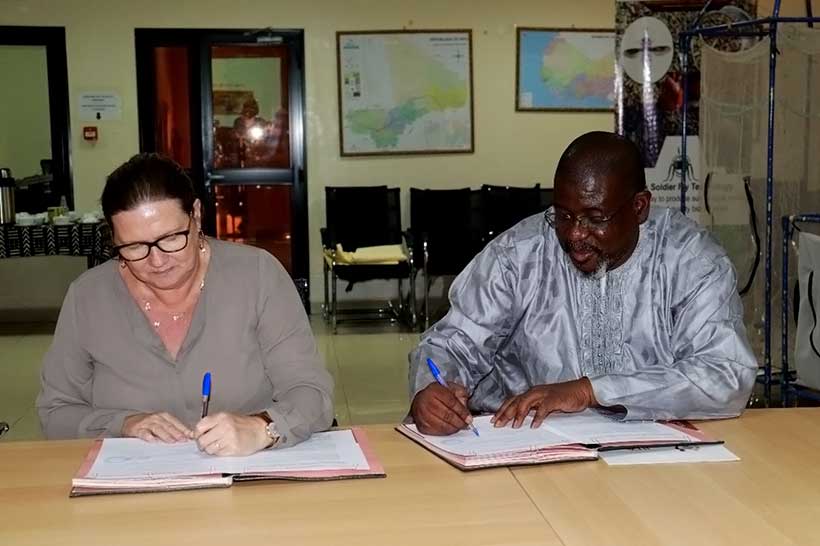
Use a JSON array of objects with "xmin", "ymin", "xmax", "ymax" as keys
[
  {"xmin": 396, "ymin": 409, "xmax": 718, "ymax": 470},
  {"xmin": 71, "ymin": 428, "xmax": 384, "ymax": 497}
]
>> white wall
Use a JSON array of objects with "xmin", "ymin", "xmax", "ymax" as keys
[{"xmin": 1, "ymin": 0, "xmax": 616, "ymax": 312}]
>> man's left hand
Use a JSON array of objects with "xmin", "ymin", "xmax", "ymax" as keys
[
  {"xmin": 194, "ymin": 412, "xmax": 271, "ymax": 456},
  {"xmin": 491, "ymin": 378, "xmax": 597, "ymax": 429}
]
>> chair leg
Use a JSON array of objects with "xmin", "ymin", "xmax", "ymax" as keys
[
  {"xmin": 423, "ymin": 265, "xmax": 430, "ymax": 330},
  {"xmin": 322, "ymin": 259, "xmax": 330, "ymax": 322},
  {"xmin": 331, "ymin": 268, "xmax": 338, "ymax": 334},
  {"xmin": 409, "ymin": 269, "xmax": 417, "ymax": 329}
]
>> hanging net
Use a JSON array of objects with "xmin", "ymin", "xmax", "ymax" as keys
[{"xmin": 699, "ymin": 26, "xmax": 820, "ymax": 377}]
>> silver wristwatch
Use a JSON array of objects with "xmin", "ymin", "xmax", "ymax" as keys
[{"xmin": 260, "ymin": 413, "xmax": 282, "ymax": 448}]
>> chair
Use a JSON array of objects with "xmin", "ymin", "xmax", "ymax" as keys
[
  {"xmin": 408, "ymin": 188, "xmax": 484, "ymax": 328},
  {"xmin": 481, "ymin": 184, "xmax": 550, "ymax": 242},
  {"xmin": 320, "ymin": 186, "xmax": 416, "ymax": 333}
]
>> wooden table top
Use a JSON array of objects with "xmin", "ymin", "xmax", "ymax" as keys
[
  {"xmin": 512, "ymin": 408, "xmax": 820, "ymax": 546},
  {"xmin": 0, "ymin": 425, "xmax": 559, "ymax": 546},
  {"xmin": 3, "ymin": 409, "xmax": 819, "ymax": 546}
]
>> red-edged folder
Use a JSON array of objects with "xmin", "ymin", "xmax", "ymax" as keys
[{"xmin": 70, "ymin": 428, "xmax": 385, "ymax": 497}]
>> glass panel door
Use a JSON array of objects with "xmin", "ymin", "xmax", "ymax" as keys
[
  {"xmin": 205, "ymin": 40, "xmax": 299, "ymax": 276},
  {"xmin": 211, "ymin": 44, "xmax": 290, "ymax": 170},
  {"xmin": 136, "ymin": 29, "xmax": 309, "ymax": 305}
]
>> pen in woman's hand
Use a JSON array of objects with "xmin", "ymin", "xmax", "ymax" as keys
[{"xmin": 201, "ymin": 372, "xmax": 212, "ymax": 419}]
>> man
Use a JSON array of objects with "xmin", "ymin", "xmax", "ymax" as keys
[{"xmin": 408, "ymin": 131, "xmax": 757, "ymax": 435}]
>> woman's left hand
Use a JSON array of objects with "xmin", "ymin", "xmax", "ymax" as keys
[{"xmin": 194, "ymin": 412, "xmax": 270, "ymax": 456}]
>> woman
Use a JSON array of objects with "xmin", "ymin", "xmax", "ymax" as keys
[{"xmin": 37, "ymin": 153, "xmax": 333, "ymax": 456}]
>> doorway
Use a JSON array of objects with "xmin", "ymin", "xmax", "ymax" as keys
[
  {"xmin": 135, "ymin": 29, "xmax": 309, "ymax": 305},
  {"xmin": 0, "ymin": 26, "xmax": 72, "ymax": 211}
]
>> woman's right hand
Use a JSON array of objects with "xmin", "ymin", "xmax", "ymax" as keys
[{"xmin": 122, "ymin": 412, "xmax": 193, "ymax": 442}]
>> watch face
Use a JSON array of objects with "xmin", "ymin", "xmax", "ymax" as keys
[{"xmin": 267, "ymin": 421, "xmax": 281, "ymax": 441}]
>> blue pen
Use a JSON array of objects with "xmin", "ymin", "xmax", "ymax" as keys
[
  {"xmin": 201, "ymin": 372, "xmax": 212, "ymax": 418},
  {"xmin": 426, "ymin": 358, "xmax": 480, "ymax": 436}
]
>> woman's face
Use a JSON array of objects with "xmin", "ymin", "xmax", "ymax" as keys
[{"xmin": 111, "ymin": 198, "xmax": 203, "ymax": 290}]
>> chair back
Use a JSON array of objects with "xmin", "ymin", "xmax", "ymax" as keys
[
  {"xmin": 410, "ymin": 187, "xmax": 480, "ymax": 274},
  {"xmin": 325, "ymin": 186, "xmax": 403, "ymax": 250},
  {"xmin": 481, "ymin": 184, "xmax": 545, "ymax": 239}
]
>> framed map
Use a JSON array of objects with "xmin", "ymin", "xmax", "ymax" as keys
[
  {"xmin": 516, "ymin": 28, "xmax": 615, "ymax": 112},
  {"xmin": 337, "ymin": 30, "xmax": 474, "ymax": 156}
]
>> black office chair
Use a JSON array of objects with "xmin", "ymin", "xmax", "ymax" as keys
[
  {"xmin": 539, "ymin": 187, "xmax": 555, "ymax": 212},
  {"xmin": 408, "ymin": 187, "xmax": 484, "ymax": 328},
  {"xmin": 481, "ymin": 184, "xmax": 547, "ymax": 242},
  {"xmin": 320, "ymin": 186, "xmax": 416, "ymax": 333}
]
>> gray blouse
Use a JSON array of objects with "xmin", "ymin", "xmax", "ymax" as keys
[
  {"xmin": 37, "ymin": 239, "xmax": 334, "ymax": 447},
  {"xmin": 409, "ymin": 207, "xmax": 758, "ymax": 420}
]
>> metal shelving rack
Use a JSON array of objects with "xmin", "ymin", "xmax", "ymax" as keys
[{"xmin": 678, "ymin": 0, "xmax": 820, "ymax": 404}]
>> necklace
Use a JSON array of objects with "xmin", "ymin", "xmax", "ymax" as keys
[
  {"xmin": 142, "ymin": 278, "xmax": 205, "ymax": 330},
  {"xmin": 133, "ymin": 238, "xmax": 209, "ymax": 331}
]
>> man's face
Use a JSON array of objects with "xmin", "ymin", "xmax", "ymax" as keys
[{"xmin": 552, "ymin": 173, "xmax": 649, "ymax": 275}]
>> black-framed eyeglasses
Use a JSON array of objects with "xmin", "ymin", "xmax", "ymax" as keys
[
  {"xmin": 544, "ymin": 195, "xmax": 637, "ymax": 232},
  {"xmin": 113, "ymin": 217, "xmax": 193, "ymax": 262}
]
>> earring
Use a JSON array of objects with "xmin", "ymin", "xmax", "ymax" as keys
[
  {"xmin": 198, "ymin": 230, "xmax": 206, "ymax": 252},
  {"xmin": 119, "ymin": 260, "xmax": 126, "ymax": 269}
]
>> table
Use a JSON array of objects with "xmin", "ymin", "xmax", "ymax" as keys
[
  {"xmin": 0, "ymin": 223, "xmax": 111, "ymax": 268},
  {"xmin": 512, "ymin": 408, "xmax": 820, "ymax": 546},
  {"xmin": 2, "ymin": 410, "xmax": 818, "ymax": 546},
  {"xmin": 0, "ymin": 426, "xmax": 560, "ymax": 546}
]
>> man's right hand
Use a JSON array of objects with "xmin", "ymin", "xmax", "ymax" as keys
[
  {"xmin": 122, "ymin": 412, "xmax": 193, "ymax": 443},
  {"xmin": 410, "ymin": 382, "xmax": 474, "ymax": 436}
]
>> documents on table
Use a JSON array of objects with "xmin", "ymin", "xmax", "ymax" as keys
[
  {"xmin": 600, "ymin": 443, "xmax": 739, "ymax": 466},
  {"xmin": 71, "ymin": 428, "xmax": 384, "ymax": 497},
  {"xmin": 396, "ymin": 409, "xmax": 721, "ymax": 470}
]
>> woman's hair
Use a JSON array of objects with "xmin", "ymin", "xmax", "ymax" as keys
[{"xmin": 101, "ymin": 153, "xmax": 196, "ymax": 227}]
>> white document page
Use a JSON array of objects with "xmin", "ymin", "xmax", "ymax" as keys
[
  {"xmin": 407, "ymin": 410, "xmax": 698, "ymax": 457},
  {"xmin": 542, "ymin": 410, "xmax": 697, "ymax": 445},
  {"xmin": 406, "ymin": 415, "xmax": 573, "ymax": 457},
  {"xmin": 600, "ymin": 444, "xmax": 739, "ymax": 466},
  {"xmin": 86, "ymin": 429, "xmax": 369, "ymax": 479}
]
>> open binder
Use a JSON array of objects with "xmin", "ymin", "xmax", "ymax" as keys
[
  {"xmin": 397, "ymin": 410, "xmax": 718, "ymax": 470},
  {"xmin": 71, "ymin": 428, "xmax": 384, "ymax": 497}
]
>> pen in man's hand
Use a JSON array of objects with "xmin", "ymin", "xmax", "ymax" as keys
[
  {"xmin": 426, "ymin": 358, "xmax": 480, "ymax": 436},
  {"xmin": 201, "ymin": 372, "xmax": 212, "ymax": 419}
]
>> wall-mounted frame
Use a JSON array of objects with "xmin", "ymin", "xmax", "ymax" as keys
[
  {"xmin": 516, "ymin": 27, "xmax": 615, "ymax": 112},
  {"xmin": 337, "ymin": 29, "xmax": 474, "ymax": 156}
]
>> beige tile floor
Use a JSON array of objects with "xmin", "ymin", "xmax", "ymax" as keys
[{"xmin": 0, "ymin": 317, "xmax": 420, "ymax": 441}]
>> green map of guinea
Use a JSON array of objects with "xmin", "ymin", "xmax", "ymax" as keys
[{"xmin": 346, "ymin": 41, "xmax": 468, "ymax": 148}]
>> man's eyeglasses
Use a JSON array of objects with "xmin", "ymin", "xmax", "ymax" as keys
[
  {"xmin": 544, "ymin": 195, "xmax": 636, "ymax": 232},
  {"xmin": 113, "ymin": 218, "xmax": 193, "ymax": 262}
]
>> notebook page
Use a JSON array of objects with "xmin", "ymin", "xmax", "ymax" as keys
[
  {"xmin": 405, "ymin": 415, "xmax": 573, "ymax": 457},
  {"xmin": 86, "ymin": 429, "xmax": 369, "ymax": 479},
  {"xmin": 406, "ymin": 410, "xmax": 699, "ymax": 457},
  {"xmin": 542, "ymin": 409, "xmax": 697, "ymax": 445}
]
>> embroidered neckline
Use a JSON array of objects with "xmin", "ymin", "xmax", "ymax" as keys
[{"xmin": 570, "ymin": 228, "xmax": 647, "ymax": 376}]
